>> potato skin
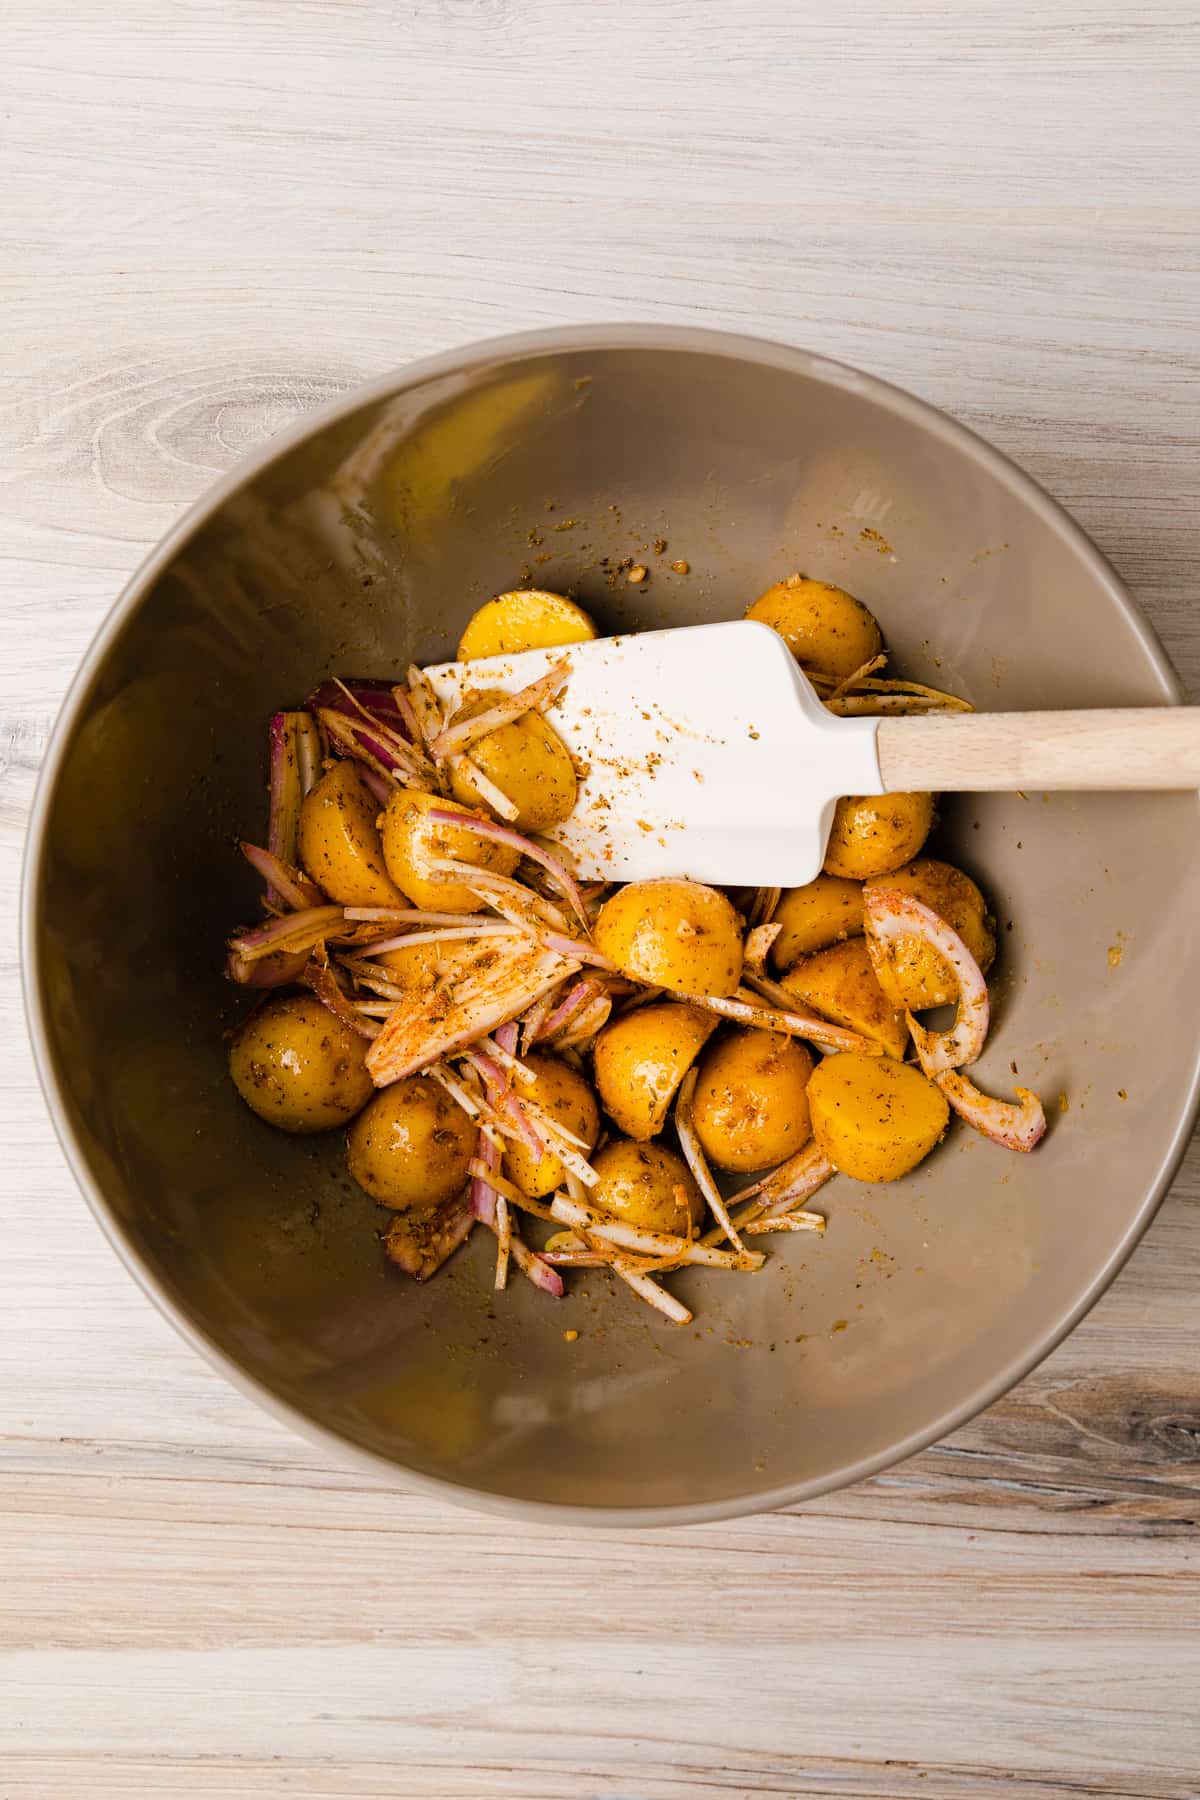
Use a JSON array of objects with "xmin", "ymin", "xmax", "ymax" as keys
[
  {"xmin": 503, "ymin": 1054, "xmax": 600, "ymax": 1198},
  {"xmin": 593, "ymin": 1001, "xmax": 719, "ymax": 1141},
  {"xmin": 771, "ymin": 874, "xmax": 864, "ymax": 969},
  {"xmin": 347, "ymin": 1075, "xmax": 476, "ymax": 1212},
  {"xmin": 229, "ymin": 993, "xmax": 374, "ymax": 1133},
  {"xmin": 691, "ymin": 1028, "xmax": 814, "ymax": 1172},
  {"xmin": 590, "ymin": 1139, "xmax": 704, "ymax": 1234},
  {"xmin": 298, "ymin": 761, "xmax": 404, "ymax": 908},
  {"xmin": 808, "ymin": 1052, "xmax": 949, "ymax": 1183},
  {"xmin": 457, "ymin": 589, "xmax": 597, "ymax": 660},
  {"xmin": 780, "ymin": 937, "xmax": 909, "ymax": 1060},
  {"xmin": 863, "ymin": 859, "xmax": 996, "ymax": 1010},
  {"xmin": 593, "ymin": 879, "xmax": 743, "ymax": 997},
  {"xmin": 823, "ymin": 791, "xmax": 935, "ymax": 880},
  {"xmin": 746, "ymin": 575, "xmax": 883, "ymax": 680},
  {"xmin": 447, "ymin": 687, "xmax": 577, "ymax": 831},
  {"xmin": 380, "ymin": 789, "xmax": 519, "ymax": 912}
]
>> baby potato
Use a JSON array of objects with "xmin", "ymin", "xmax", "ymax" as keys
[
  {"xmin": 447, "ymin": 687, "xmax": 577, "ymax": 831},
  {"xmin": 503, "ymin": 1054, "xmax": 600, "ymax": 1198},
  {"xmin": 229, "ymin": 993, "xmax": 374, "ymax": 1133},
  {"xmin": 808, "ymin": 1051, "xmax": 949, "ymax": 1183},
  {"xmin": 347, "ymin": 1074, "xmax": 476, "ymax": 1212},
  {"xmin": 298, "ymin": 761, "xmax": 404, "ymax": 908},
  {"xmin": 823, "ymin": 791, "xmax": 935, "ymax": 880},
  {"xmin": 691, "ymin": 1028, "xmax": 814, "ymax": 1172},
  {"xmin": 590, "ymin": 1139, "xmax": 704, "ymax": 1235},
  {"xmin": 594, "ymin": 879, "xmax": 743, "ymax": 997},
  {"xmin": 863, "ymin": 858, "xmax": 996, "ymax": 1010},
  {"xmin": 780, "ymin": 937, "xmax": 909, "ymax": 1060},
  {"xmin": 380, "ymin": 788, "xmax": 519, "ymax": 912},
  {"xmin": 771, "ymin": 873, "xmax": 864, "ymax": 969},
  {"xmin": 457, "ymin": 589, "xmax": 597, "ymax": 660},
  {"xmin": 593, "ymin": 1001, "xmax": 719, "ymax": 1140},
  {"xmin": 746, "ymin": 574, "xmax": 883, "ymax": 680}
]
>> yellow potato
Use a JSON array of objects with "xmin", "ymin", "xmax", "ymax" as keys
[
  {"xmin": 229, "ymin": 994, "xmax": 374, "ymax": 1133},
  {"xmin": 503, "ymin": 1054, "xmax": 600, "ymax": 1198},
  {"xmin": 808, "ymin": 1052, "xmax": 949, "ymax": 1183},
  {"xmin": 380, "ymin": 788, "xmax": 519, "ymax": 913},
  {"xmin": 863, "ymin": 858, "xmax": 996, "ymax": 1010},
  {"xmin": 691, "ymin": 1028, "xmax": 814, "ymax": 1172},
  {"xmin": 347, "ymin": 1075, "xmax": 476, "ymax": 1212},
  {"xmin": 593, "ymin": 879, "xmax": 743, "ymax": 997},
  {"xmin": 593, "ymin": 1001, "xmax": 719, "ymax": 1141},
  {"xmin": 771, "ymin": 874, "xmax": 864, "ymax": 969},
  {"xmin": 780, "ymin": 937, "xmax": 909, "ymax": 1060},
  {"xmin": 298, "ymin": 761, "xmax": 404, "ymax": 908},
  {"xmin": 590, "ymin": 1139, "xmax": 703, "ymax": 1234},
  {"xmin": 447, "ymin": 687, "xmax": 577, "ymax": 831},
  {"xmin": 457, "ymin": 589, "xmax": 597, "ymax": 660},
  {"xmin": 746, "ymin": 574, "xmax": 883, "ymax": 680},
  {"xmin": 823, "ymin": 791, "xmax": 935, "ymax": 880}
]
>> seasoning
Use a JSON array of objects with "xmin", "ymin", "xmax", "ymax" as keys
[{"xmin": 627, "ymin": 564, "xmax": 647, "ymax": 584}]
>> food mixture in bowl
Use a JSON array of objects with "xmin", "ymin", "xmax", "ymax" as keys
[{"xmin": 225, "ymin": 576, "xmax": 1047, "ymax": 1326}]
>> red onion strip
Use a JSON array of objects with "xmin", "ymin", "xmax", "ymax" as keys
[
  {"xmin": 505, "ymin": 1232, "xmax": 564, "ymax": 1298},
  {"xmin": 937, "ymin": 1070, "xmax": 1047, "ymax": 1152},
  {"xmin": 267, "ymin": 711, "xmax": 322, "ymax": 898},
  {"xmin": 469, "ymin": 1129, "xmax": 500, "ymax": 1226},
  {"xmin": 863, "ymin": 889, "xmax": 989, "ymax": 1073},
  {"xmin": 547, "ymin": 1196, "xmax": 763, "ymax": 1270},
  {"xmin": 494, "ymin": 1195, "xmax": 512, "ymax": 1290},
  {"xmin": 303, "ymin": 956, "xmax": 380, "ymax": 1039},
  {"xmin": 230, "ymin": 905, "xmax": 344, "ymax": 962},
  {"xmin": 428, "ymin": 660, "xmax": 570, "ymax": 760},
  {"xmin": 226, "ymin": 946, "xmax": 310, "ymax": 988},
  {"xmin": 674, "ymin": 1069, "xmax": 746, "ymax": 1251},
  {"xmin": 359, "ymin": 924, "xmax": 522, "ymax": 956},
  {"xmin": 427, "ymin": 811, "xmax": 590, "ymax": 931},
  {"xmin": 241, "ymin": 841, "xmax": 323, "ymax": 912},
  {"xmin": 679, "ymin": 989, "xmax": 883, "ymax": 1057}
]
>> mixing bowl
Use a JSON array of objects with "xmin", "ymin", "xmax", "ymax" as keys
[{"xmin": 24, "ymin": 325, "xmax": 1200, "ymax": 1523}]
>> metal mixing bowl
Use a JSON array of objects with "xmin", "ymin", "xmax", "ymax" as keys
[{"xmin": 23, "ymin": 326, "xmax": 1200, "ymax": 1522}]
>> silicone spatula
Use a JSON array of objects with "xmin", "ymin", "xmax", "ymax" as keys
[{"xmin": 424, "ymin": 619, "xmax": 1200, "ymax": 886}]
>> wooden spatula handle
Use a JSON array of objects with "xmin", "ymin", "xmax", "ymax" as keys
[{"xmin": 876, "ymin": 707, "xmax": 1200, "ymax": 793}]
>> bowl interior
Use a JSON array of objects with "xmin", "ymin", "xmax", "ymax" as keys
[{"xmin": 30, "ymin": 334, "xmax": 1200, "ymax": 1517}]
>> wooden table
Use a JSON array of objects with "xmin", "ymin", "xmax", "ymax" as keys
[{"xmin": 3, "ymin": 4, "xmax": 1198, "ymax": 1794}]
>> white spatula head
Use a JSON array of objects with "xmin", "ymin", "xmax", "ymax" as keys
[{"xmin": 425, "ymin": 620, "xmax": 884, "ymax": 885}]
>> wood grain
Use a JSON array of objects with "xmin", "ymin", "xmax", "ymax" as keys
[{"xmin": 2, "ymin": 1, "xmax": 1199, "ymax": 1794}]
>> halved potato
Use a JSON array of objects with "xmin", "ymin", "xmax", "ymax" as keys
[
  {"xmin": 380, "ymin": 789, "xmax": 519, "ymax": 913},
  {"xmin": 863, "ymin": 858, "xmax": 996, "ymax": 1010},
  {"xmin": 298, "ymin": 761, "xmax": 403, "ymax": 908},
  {"xmin": 503, "ymin": 1054, "xmax": 600, "ymax": 1198},
  {"xmin": 770, "ymin": 873, "xmax": 864, "ymax": 970},
  {"xmin": 822, "ymin": 791, "xmax": 935, "ymax": 880},
  {"xmin": 593, "ymin": 879, "xmax": 743, "ymax": 997},
  {"xmin": 780, "ymin": 937, "xmax": 908, "ymax": 1059},
  {"xmin": 590, "ymin": 1139, "xmax": 703, "ymax": 1234},
  {"xmin": 808, "ymin": 1052, "xmax": 949, "ymax": 1183},
  {"xmin": 347, "ymin": 1074, "xmax": 475, "ymax": 1212},
  {"xmin": 457, "ymin": 589, "xmax": 597, "ymax": 660},
  {"xmin": 691, "ymin": 1028, "xmax": 814, "ymax": 1172},
  {"xmin": 593, "ymin": 1001, "xmax": 719, "ymax": 1140},
  {"xmin": 746, "ymin": 575, "xmax": 882, "ymax": 680},
  {"xmin": 229, "ymin": 994, "xmax": 374, "ymax": 1134},
  {"xmin": 447, "ymin": 687, "xmax": 577, "ymax": 831}
]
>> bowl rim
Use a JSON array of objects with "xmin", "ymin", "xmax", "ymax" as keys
[{"xmin": 21, "ymin": 322, "xmax": 1199, "ymax": 1526}]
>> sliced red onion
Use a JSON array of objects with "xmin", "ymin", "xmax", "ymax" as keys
[
  {"xmin": 360, "ymin": 924, "xmax": 521, "ymax": 957},
  {"xmin": 267, "ymin": 711, "xmax": 322, "ymax": 896},
  {"xmin": 226, "ymin": 945, "xmax": 309, "ymax": 988},
  {"xmin": 538, "ymin": 930, "xmax": 615, "ymax": 969},
  {"xmin": 937, "ymin": 1070, "xmax": 1047, "ymax": 1152},
  {"xmin": 548, "ymin": 1195, "xmax": 763, "ymax": 1270},
  {"xmin": 365, "ymin": 946, "xmax": 576, "ymax": 1084},
  {"xmin": 432, "ymin": 862, "xmax": 569, "ymax": 932},
  {"xmin": 551, "ymin": 992, "xmax": 612, "ymax": 1051},
  {"xmin": 679, "ymin": 988, "xmax": 883, "ymax": 1058},
  {"xmin": 743, "ymin": 1211, "xmax": 826, "ymax": 1236},
  {"xmin": 463, "ymin": 1050, "xmax": 545, "ymax": 1156},
  {"xmin": 344, "ymin": 907, "xmax": 498, "ymax": 927},
  {"xmin": 863, "ymin": 888, "xmax": 989, "ymax": 1073},
  {"xmin": 447, "ymin": 751, "xmax": 520, "ymax": 823},
  {"xmin": 229, "ymin": 904, "xmax": 345, "ymax": 963},
  {"xmin": 391, "ymin": 684, "xmax": 423, "ymax": 743},
  {"xmin": 469, "ymin": 1129, "xmax": 500, "ymax": 1225},
  {"xmin": 674, "ymin": 1068, "xmax": 746, "ymax": 1251},
  {"xmin": 742, "ymin": 1140, "xmax": 834, "ymax": 1215},
  {"xmin": 611, "ymin": 1260, "xmax": 693, "ymax": 1324},
  {"xmin": 743, "ymin": 921, "xmax": 782, "ymax": 977},
  {"xmin": 539, "ymin": 978, "xmax": 602, "ymax": 1041},
  {"xmin": 428, "ymin": 659, "xmax": 571, "ymax": 760},
  {"xmin": 358, "ymin": 766, "xmax": 392, "ymax": 806},
  {"xmin": 307, "ymin": 677, "xmax": 413, "ymax": 737},
  {"xmin": 318, "ymin": 707, "xmax": 431, "ymax": 789},
  {"xmin": 520, "ymin": 982, "xmax": 564, "ymax": 1052},
  {"xmin": 405, "ymin": 666, "xmax": 445, "ymax": 750},
  {"xmin": 426, "ymin": 810, "xmax": 590, "ymax": 932},
  {"xmin": 383, "ymin": 1190, "xmax": 475, "ymax": 1281},
  {"xmin": 506, "ymin": 1233, "xmax": 565, "ymax": 1298},
  {"xmin": 241, "ymin": 841, "xmax": 323, "ymax": 912},
  {"xmin": 302, "ymin": 955, "xmax": 380, "ymax": 1039}
]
